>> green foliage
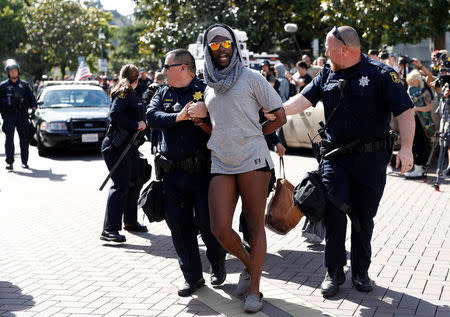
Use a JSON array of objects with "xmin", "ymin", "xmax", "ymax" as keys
[
  {"xmin": 137, "ymin": 0, "xmax": 448, "ymax": 62},
  {"xmin": 320, "ymin": 0, "xmax": 449, "ymax": 49},
  {"xmin": 0, "ymin": 0, "xmax": 27, "ymax": 62},
  {"xmin": 21, "ymin": 0, "xmax": 113, "ymax": 77},
  {"xmin": 109, "ymin": 23, "xmax": 147, "ymax": 74}
]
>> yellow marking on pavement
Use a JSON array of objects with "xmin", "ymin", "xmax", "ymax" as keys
[{"xmin": 192, "ymin": 273, "xmax": 334, "ymax": 317}]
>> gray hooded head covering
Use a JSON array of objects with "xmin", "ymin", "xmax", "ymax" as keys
[{"xmin": 203, "ymin": 24, "xmax": 243, "ymax": 94}]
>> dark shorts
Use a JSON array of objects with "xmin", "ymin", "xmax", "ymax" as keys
[{"xmin": 211, "ymin": 162, "xmax": 271, "ymax": 178}]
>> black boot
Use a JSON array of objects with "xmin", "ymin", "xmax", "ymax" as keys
[
  {"xmin": 320, "ymin": 267, "xmax": 345, "ymax": 297},
  {"xmin": 210, "ymin": 263, "xmax": 226, "ymax": 286},
  {"xmin": 124, "ymin": 222, "xmax": 148, "ymax": 232},
  {"xmin": 178, "ymin": 278, "xmax": 205, "ymax": 297},
  {"xmin": 5, "ymin": 163, "xmax": 13, "ymax": 170},
  {"xmin": 352, "ymin": 272, "xmax": 374, "ymax": 292},
  {"xmin": 100, "ymin": 230, "xmax": 126, "ymax": 242}
]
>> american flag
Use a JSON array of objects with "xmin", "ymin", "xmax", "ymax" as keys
[{"xmin": 74, "ymin": 60, "xmax": 92, "ymax": 81}]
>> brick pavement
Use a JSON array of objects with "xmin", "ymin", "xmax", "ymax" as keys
[{"xmin": 0, "ymin": 134, "xmax": 449, "ymax": 316}]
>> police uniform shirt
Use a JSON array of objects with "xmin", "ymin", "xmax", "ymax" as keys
[
  {"xmin": 147, "ymin": 77, "xmax": 209, "ymax": 161},
  {"xmin": 109, "ymin": 91, "xmax": 145, "ymax": 133},
  {"xmin": 0, "ymin": 78, "xmax": 37, "ymax": 114},
  {"xmin": 302, "ymin": 54, "xmax": 413, "ymax": 145}
]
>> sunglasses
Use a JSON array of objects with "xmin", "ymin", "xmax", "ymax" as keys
[
  {"xmin": 208, "ymin": 40, "xmax": 233, "ymax": 51},
  {"xmin": 163, "ymin": 63, "xmax": 183, "ymax": 70},
  {"xmin": 332, "ymin": 26, "xmax": 347, "ymax": 47}
]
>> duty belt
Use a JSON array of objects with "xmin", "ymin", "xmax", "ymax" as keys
[{"xmin": 321, "ymin": 139, "xmax": 387, "ymax": 159}]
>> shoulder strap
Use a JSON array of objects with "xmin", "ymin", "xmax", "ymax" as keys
[
  {"xmin": 320, "ymin": 79, "xmax": 348, "ymax": 132},
  {"xmin": 279, "ymin": 157, "xmax": 286, "ymax": 179}
]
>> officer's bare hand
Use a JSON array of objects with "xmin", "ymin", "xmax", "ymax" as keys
[
  {"xmin": 396, "ymin": 147, "xmax": 414, "ymax": 174},
  {"xmin": 187, "ymin": 101, "xmax": 208, "ymax": 118},
  {"xmin": 175, "ymin": 104, "xmax": 190, "ymax": 122},
  {"xmin": 263, "ymin": 109, "xmax": 276, "ymax": 121},
  {"xmin": 137, "ymin": 121, "xmax": 147, "ymax": 130},
  {"xmin": 275, "ymin": 143, "xmax": 286, "ymax": 157}
]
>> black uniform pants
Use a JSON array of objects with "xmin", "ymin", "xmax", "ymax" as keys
[
  {"xmin": 320, "ymin": 151, "xmax": 388, "ymax": 274},
  {"xmin": 163, "ymin": 169, "xmax": 226, "ymax": 283},
  {"xmin": 102, "ymin": 137, "xmax": 140, "ymax": 231},
  {"xmin": 2, "ymin": 113, "xmax": 31, "ymax": 165}
]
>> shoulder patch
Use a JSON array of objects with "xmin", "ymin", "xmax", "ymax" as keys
[
  {"xmin": 118, "ymin": 91, "xmax": 126, "ymax": 99},
  {"xmin": 389, "ymin": 71, "xmax": 401, "ymax": 84}
]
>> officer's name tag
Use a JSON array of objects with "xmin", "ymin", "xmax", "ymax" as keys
[{"xmin": 82, "ymin": 133, "xmax": 98, "ymax": 143}]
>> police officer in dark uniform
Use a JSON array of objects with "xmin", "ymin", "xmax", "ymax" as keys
[
  {"xmin": 100, "ymin": 64, "xmax": 148, "ymax": 243},
  {"xmin": 147, "ymin": 49, "xmax": 226, "ymax": 297},
  {"xmin": 283, "ymin": 26, "xmax": 415, "ymax": 297},
  {"xmin": 0, "ymin": 59, "xmax": 37, "ymax": 170},
  {"xmin": 135, "ymin": 69, "xmax": 152, "ymax": 99}
]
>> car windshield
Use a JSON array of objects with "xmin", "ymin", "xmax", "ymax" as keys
[{"xmin": 42, "ymin": 89, "xmax": 110, "ymax": 108}]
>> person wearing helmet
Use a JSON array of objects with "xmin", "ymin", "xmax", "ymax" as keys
[{"xmin": 0, "ymin": 59, "xmax": 37, "ymax": 170}]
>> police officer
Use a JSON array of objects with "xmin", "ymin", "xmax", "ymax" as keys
[
  {"xmin": 0, "ymin": 59, "xmax": 37, "ymax": 170},
  {"xmin": 283, "ymin": 26, "xmax": 415, "ymax": 297},
  {"xmin": 147, "ymin": 49, "xmax": 226, "ymax": 297},
  {"xmin": 135, "ymin": 69, "xmax": 152, "ymax": 99},
  {"xmin": 100, "ymin": 64, "xmax": 148, "ymax": 243}
]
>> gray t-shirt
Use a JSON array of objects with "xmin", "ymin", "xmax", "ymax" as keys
[{"xmin": 205, "ymin": 67, "xmax": 283, "ymax": 174}]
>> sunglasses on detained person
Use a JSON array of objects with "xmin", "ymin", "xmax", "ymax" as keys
[
  {"xmin": 332, "ymin": 26, "xmax": 347, "ymax": 47},
  {"xmin": 208, "ymin": 40, "xmax": 233, "ymax": 51}
]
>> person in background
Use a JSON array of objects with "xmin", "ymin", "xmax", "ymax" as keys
[
  {"xmin": 274, "ymin": 63, "xmax": 290, "ymax": 102},
  {"xmin": 0, "ymin": 59, "xmax": 37, "ymax": 170},
  {"xmin": 404, "ymin": 70, "xmax": 435, "ymax": 179}
]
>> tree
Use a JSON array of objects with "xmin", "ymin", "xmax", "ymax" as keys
[
  {"xmin": 320, "ymin": 0, "xmax": 449, "ymax": 50},
  {"xmin": 137, "ymin": 0, "xmax": 448, "ymax": 62},
  {"xmin": 22, "ymin": 0, "xmax": 113, "ymax": 78},
  {"xmin": 109, "ymin": 23, "xmax": 148, "ymax": 74},
  {"xmin": 0, "ymin": 0, "xmax": 27, "ymax": 62}
]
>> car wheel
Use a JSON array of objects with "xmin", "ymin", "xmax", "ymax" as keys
[{"xmin": 37, "ymin": 138, "xmax": 49, "ymax": 157}]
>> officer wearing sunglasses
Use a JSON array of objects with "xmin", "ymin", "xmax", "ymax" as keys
[
  {"xmin": 283, "ymin": 25, "xmax": 415, "ymax": 298},
  {"xmin": 146, "ymin": 48, "xmax": 226, "ymax": 297}
]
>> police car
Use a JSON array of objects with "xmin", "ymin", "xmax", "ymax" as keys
[
  {"xmin": 31, "ymin": 81, "xmax": 110, "ymax": 156},
  {"xmin": 278, "ymin": 101, "xmax": 325, "ymax": 149}
]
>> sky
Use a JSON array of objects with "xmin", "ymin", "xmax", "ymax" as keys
[{"xmin": 100, "ymin": 0, "xmax": 136, "ymax": 16}]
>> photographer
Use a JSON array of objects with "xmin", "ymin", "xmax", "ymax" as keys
[
  {"xmin": 436, "ymin": 83, "xmax": 450, "ymax": 176},
  {"xmin": 398, "ymin": 55, "xmax": 413, "ymax": 86}
]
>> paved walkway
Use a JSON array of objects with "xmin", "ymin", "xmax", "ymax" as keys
[{"xmin": 0, "ymin": 135, "xmax": 449, "ymax": 316}]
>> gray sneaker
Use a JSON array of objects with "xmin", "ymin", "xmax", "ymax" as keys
[
  {"xmin": 234, "ymin": 269, "xmax": 250, "ymax": 297},
  {"xmin": 243, "ymin": 293, "xmax": 263, "ymax": 313}
]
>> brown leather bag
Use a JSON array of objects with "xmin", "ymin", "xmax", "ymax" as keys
[{"xmin": 265, "ymin": 157, "xmax": 303, "ymax": 235}]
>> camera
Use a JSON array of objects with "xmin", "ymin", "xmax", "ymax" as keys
[
  {"xmin": 434, "ymin": 73, "xmax": 450, "ymax": 88},
  {"xmin": 399, "ymin": 55, "xmax": 413, "ymax": 65}
]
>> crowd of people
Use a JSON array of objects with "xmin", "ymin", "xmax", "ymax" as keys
[{"xmin": 2, "ymin": 24, "xmax": 449, "ymax": 314}]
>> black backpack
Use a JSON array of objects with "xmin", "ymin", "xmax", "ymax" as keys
[{"xmin": 138, "ymin": 180, "xmax": 165, "ymax": 222}]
